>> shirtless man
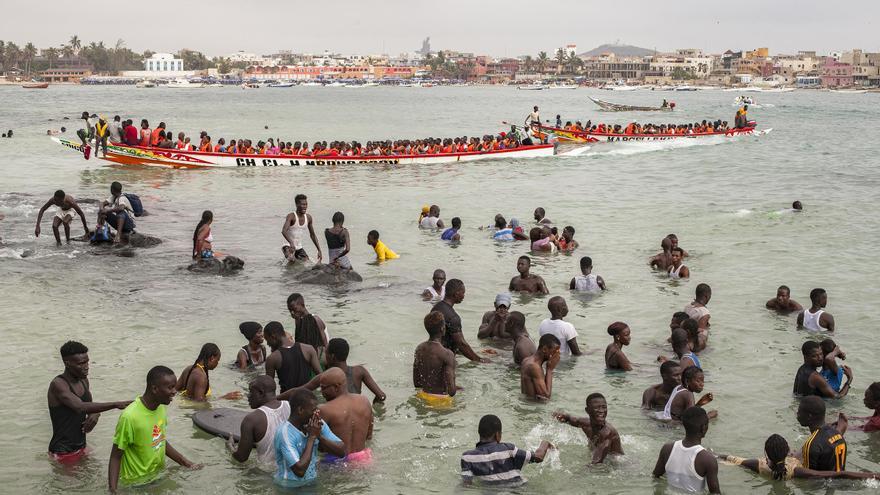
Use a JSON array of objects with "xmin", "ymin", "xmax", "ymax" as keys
[
  {"xmin": 684, "ymin": 284, "xmax": 711, "ymax": 329},
  {"xmin": 525, "ymin": 105, "xmax": 541, "ymax": 127},
  {"xmin": 35, "ymin": 190, "xmax": 89, "ymax": 245},
  {"xmin": 662, "ymin": 366, "xmax": 717, "ymax": 421},
  {"xmin": 509, "ymin": 256, "xmax": 549, "ymax": 294},
  {"xmin": 520, "ymin": 334, "xmax": 560, "ymax": 401},
  {"xmin": 507, "ymin": 312, "xmax": 536, "ymax": 366},
  {"xmin": 554, "ymin": 393, "xmax": 624, "ymax": 464},
  {"xmin": 642, "ymin": 361, "xmax": 682, "ymax": 410},
  {"xmin": 797, "ymin": 288, "xmax": 835, "ymax": 332},
  {"xmin": 477, "ymin": 293, "xmax": 511, "ymax": 339},
  {"xmin": 413, "ymin": 311, "xmax": 457, "ymax": 402},
  {"xmin": 228, "ymin": 376, "xmax": 290, "ymax": 465},
  {"xmin": 658, "ymin": 328, "xmax": 701, "ymax": 371},
  {"xmin": 765, "ymin": 285, "xmax": 803, "ymax": 313},
  {"xmin": 432, "ymin": 279, "xmax": 489, "ymax": 363},
  {"xmin": 667, "ymin": 247, "xmax": 690, "ymax": 279},
  {"xmin": 48, "ymin": 341, "xmax": 130, "ymax": 462},
  {"xmin": 317, "ymin": 368, "xmax": 374, "ymax": 461},
  {"xmin": 533, "ymin": 207, "xmax": 552, "ymax": 225},
  {"xmin": 666, "ymin": 233, "xmax": 689, "ymax": 257},
  {"xmin": 650, "ymin": 237, "xmax": 674, "ymax": 271},
  {"xmin": 282, "ymin": 194, "xmax": 322, "ymax": 263}
]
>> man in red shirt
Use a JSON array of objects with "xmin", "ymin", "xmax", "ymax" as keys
[{"xmin": 123, "ymin": 120, "xmax": 139, "ymax": 146}]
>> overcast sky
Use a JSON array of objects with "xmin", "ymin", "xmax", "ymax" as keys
[{"xmin": 2, "ymin": 0, "xmax": 876, "ymax": 57}]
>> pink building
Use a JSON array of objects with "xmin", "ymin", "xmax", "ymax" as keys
[{"xmin": 821, "ymin": 58, "xmax": 854, "ymax": 87}]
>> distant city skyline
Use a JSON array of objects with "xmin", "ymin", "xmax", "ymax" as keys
[{"xmin": 1, "ymin": 1, "xmax": 877, "ymax": 57}]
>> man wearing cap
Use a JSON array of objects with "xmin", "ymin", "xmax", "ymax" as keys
[{"xmin": 477, "ymin": 294, "xmax": 512, "ymax": 339}]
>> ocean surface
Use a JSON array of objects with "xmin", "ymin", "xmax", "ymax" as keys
[{"xmin": 1, "ymin": 85, "xmax": 879, "ymax": 494}]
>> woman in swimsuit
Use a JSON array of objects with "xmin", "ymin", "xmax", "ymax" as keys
[
  {"xmin": 236, "ymin": 322, "xmax": 267, "ymax": 370},
  {"xmin": 176, "ymin": 343, "xmax": 241, "ymax": 401},
  {"xmin": 193, "ymin": 210, "xmax": 214, "ymax": 259},
  {"xmin": 605, "ymin": 322, "xmax": 633, "ymax": 371}
]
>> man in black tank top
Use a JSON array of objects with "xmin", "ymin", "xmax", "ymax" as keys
[
  {"xmin": 47, "ymin": 341, "xmax": 130, "ymax": 459},
  {"xmin": 797, "ymin": 396, "xmax": 848, "ymax": 471},
  {"xmin": 794, "ymin": 341, "xmax": 848, "ymax": 399},
  {"xmin": 264, "ymin": 322, "xmax": 322, "ymax": 392}
]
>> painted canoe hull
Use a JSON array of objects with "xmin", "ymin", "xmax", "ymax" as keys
[
  {"xmin": 52, "ymin": 138, "xmax": 560, "ymax": 168},
  {"xmin": 536, "ymin": 125, "xmax": 767, "ymax": 143}
]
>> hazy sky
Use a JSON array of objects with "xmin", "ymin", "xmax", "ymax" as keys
[{"xmin": 2, "ymin": 0, "xmax": 876, "ymax": 57}]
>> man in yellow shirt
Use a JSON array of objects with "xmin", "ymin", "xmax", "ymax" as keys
[{"xmin": 367, "ymin": 230, "xmax": 398, "ymax": 261}]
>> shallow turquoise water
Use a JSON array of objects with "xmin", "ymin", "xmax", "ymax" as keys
[{"xmin": 1, "ymin": 85, "xmax": 879, "ymax": 494}]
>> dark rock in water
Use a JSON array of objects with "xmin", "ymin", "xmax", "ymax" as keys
[
  {"xmin": 294, "ymin": 264, "xmax": 363, "ymax": 285},
  {"xmin": 188, "ymin": 256, "xmax": 245, "ymax": 275},
  {"xmin": 77, "ymin": 198, "xmax": 102, "ymax": 205},
  {"xmin": 88, "ymin": 232, "xmax": 162, "ymax": 248},
  {"xmin": 20, "ymin": 249, "xmax": 35, "ymax": 258}
]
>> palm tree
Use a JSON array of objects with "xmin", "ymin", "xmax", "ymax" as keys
[
  {"xmin": 68, "ymin": 35, "xmax": 81, "ymax": 56},
  {"xmin": 555, "ymin": 49, "xmax": 565, "ymax": 74},
  {"xmin": 523, "ymin": 55, "xmax": 533, "ymax": 73},
  {"xmin": 61, "ymin": 44, "xmax": 74, "ymax": 59},
  {"xmin": 113, "ymin": 38, "xmax": 125, "ymax": 73},
  {"xmin": 44, "ymin": 47, "xmax": 59, "ymax": 69},
  {"xmin": 537, "ymin": 51, "xmax": 549, "ymax": 73},
  {"xmin": 23, "ymin": 42, "xmax": 37, "ymax": 77},
  {"xmin": 5, "ymin": 42, "xmax": 20, "ymax": 72},
  {"xmin": 565, "ymin": 51, "xmax": 582, "ymax": 75},
  {"xmin": 0, "ymin": 41, "xmax": 6, "ymax": 72}
]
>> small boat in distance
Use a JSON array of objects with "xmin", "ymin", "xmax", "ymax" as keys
[
  {"xmin": 165, "ymin": 79, "xmax": 205, "ymax": 89},
  {"xmin": 268, "ymin": 82, "xmax": 296, "ymax": 88},
  {"xmin": 517, "ymin": 84, "xmax": 548, "ymax": 90},
  {"xmin": 589, "ymin": 97, "xmax": 674, "ymax": 112},
  {"xmin": 135, "ymin": 80, "xmax": 156, "ymax": 88},
  {"xmin": 22, "ymin": 82, "xmax": 49, "ymax": 89}
]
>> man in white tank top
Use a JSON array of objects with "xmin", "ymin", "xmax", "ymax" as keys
[
  {"xmin": 569, "ymin": 256, "xmax": 606, "ymax": 292},
  {"xmin": 282, "ymin": 194, "xmax": 322, "ymax": 263},
  {"xmin": 797, "ymin": 288, "xmax": 835, "ymax": 332},
  {"xmin": 421, "ymin": 269, "xmax": 446, "ymax": 301},
  {"xmin": 228, "ymin": 376, "xmax": 291, "ymax": 465},
  {"xmin": 653, "ymin": 406, "xmax": 720, "ymax": 493},
  {"xmin": 418, "ymin": 204, "xmax": 445, "ymax": 230}
]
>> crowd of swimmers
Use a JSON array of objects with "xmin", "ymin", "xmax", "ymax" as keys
[
  {"xmin": 31, "ymin": 175, "xmax": 880, "ymax": 492},
  {"xmin": 73, "ymin": 111, "xmax": 538, "ymax": 159}
]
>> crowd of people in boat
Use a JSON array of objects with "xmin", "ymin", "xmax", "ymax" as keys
[
  {"xmin": 75, "ymin": 112, "xmax": 537, "ymax": 158},
  {"xmin": 547, "ymin": 118, "xmax": 735, "ymax": 135}
]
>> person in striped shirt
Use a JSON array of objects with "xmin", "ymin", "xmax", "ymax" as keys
[{"xmin": 460, "ymin": 414, "xmax": 552, "ymax": 486}]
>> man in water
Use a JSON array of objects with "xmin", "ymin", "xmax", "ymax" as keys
[
  {"xmin": 554, "ymin": 393, "xmax": 624, "ymax": 463},
  {"xmin": 319, "ymin": 338, "xmax": 385, "ymax": 402},
  {"xmin": 282, "ymin": 194, "xmax": 322, "ymax": 263},
  {"xmin": 109, "ymin": 366, "xmax": 201, "ymax": 492},
  {"xmin": 507, "ymin": 312, "xmax": 536, "ymax": 367},
  {"xmin": 367, "ymin": 230, "xmax": 399, "ymax": 261},
  {"xmin": 525, "ymin": 105, "xmax": 540, "ymax": 127},
  {"xmin": 441, "ymin": 217, "xmax": 461, "ymax": 241},
  {"xmin": 432, "ymin": 279, "xmax": 489, "ymax": 363},
  {"xmin": 520, "ymin": 334, "xmax": 561, "ymax": 400},
  {"xmin": 570, "ymin": 256, "xmax": 606, "ymax": 292},
  {"xmin": 684, "ymin": 284, "xmax": 711, "ymax": 329},
  {"xmin": 652, "ymin": 406, "xmax": 720, "ymax": 493},
  {"xmin": 538, "ymin": 296, "xmax": 582, "ymax": 356},
  {"xmin": 793, "ymin": 340, "xmax": 849, "ymax": 399},
  {"xmin": 669, "ymin": 311, "xmax": 689, "ymax": 333},
  {"xmin": 419, "ymin": 204, "xmax": 445, "ymax": 230},
  {"xmin": 558, "ymin": 226, "xmax": 578, "ymax": 251},
  {"xmin": 667, "ymin": 247, "xmax": 690, "ymax": 279},
  {"xmin": 97, "ymin": 181, "xmax": 136, "ymax": 244},
  {"xmin": 35, "ymin": 189, "xmax": 89, "ymax": 245},
  {"xmin": 765, "ymin": 285, "xmax": 803, "ymax": 313},
  {"xmin": 477, "ymin": 293, "xmax": 511, "ymax": 339},
  {"xmin": 662, "ymin": 366, "xmax": 717, "ymax": 421},
  {"xmin": 658, "ymin": 328, "xmax": 701, "ymax": 371},
  {"xmin": 421, "ymin": 269, "xmax": 446, "ymax": 301},
  {"xmin": 797, "ymin": 396, "xmax": 848, "ymax": 472},
  {"xmin": 48, "ymin": 341, "xmax": 130, "ymax": 463},
  {"xmin": 792, "ymin": 200, "xmax": 803, "ymax": 211},
  {"xmin": 533, "ymin": 207, "xmax": 552, "ymax": 225},
  {"xmin": 666, "ymin": 234, "xmax": 689, "ymax": 257},
  {"xmin": 273, "ymin": 389, "xmax": 346, "ymax": 488},
  {"xmin": 287, "ymin": 293, "xmax": 328, "ymax": 362},
  {"xmin": 642, "ymin": 361, "xmax": 682, "ymax": 410},
  {"xmin": 316, "ymin": 368, "xmax": 374, "ymax": 462},
  {"xmin": 413, "ymin": 311, "xmax": 458, "ymax": 405},
  {"xmin": 650, "ymin": 237, "xmax": 674, "ymax": 271},
  {"xmin": 509, "ymin": 256, "xmax": 549, "ymax": 294},
  {"xmin": 460, "ymin": 414, "xmax": 552, "ymax": 486},
  {"xmin": 265, "ymin": 321, "xmax": 322, "ymax": 392},
  {"xmin": 797, "ymin": 288, "xmax": 835, "ymax": 332},
  {"xmin": 228, "ymin": 375, "xmax": 290, "ymax": 465}
]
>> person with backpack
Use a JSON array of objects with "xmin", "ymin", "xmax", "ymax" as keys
[{"xmin": 97, "ymin": 182, "xmax": 142, "ymax": 244}]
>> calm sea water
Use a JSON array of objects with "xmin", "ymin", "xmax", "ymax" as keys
[{"xmin": 1, "ymin": 85, "xmax": 879, "ymax": 494}]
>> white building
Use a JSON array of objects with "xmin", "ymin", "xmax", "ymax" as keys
[
  {"xmin": 144, "ymin": 53, "xmax": 184, "ymax": 72},
  {"xmin": 649, "ymin": 54, "xmax": 714, "ymax": 78},
  {"xmin": 227, "ymin": 51, "xmax": 281, "ymax": 67}
]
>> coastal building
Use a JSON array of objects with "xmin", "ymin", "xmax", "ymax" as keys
[
  {"xmin": 145, "ymin": 53, "xmax": 184, "ymax": 72},
  {"xmin": 40, "ymin": 67, "xmax": 93, "ymax": 83},
  {"xmin": 820, "ymin": 58, "xmax": 854, "ymax": 87},
  {"xmin": 581, "ymin": 54, "xmax": 649, "ymax": 82},
  {"xmin": 244, "ymin": 65, "xmax": 421, "ymax": 80},
  {"xmin": 648, "ymin": 51, "xmax": 714, "ymax": 79}
]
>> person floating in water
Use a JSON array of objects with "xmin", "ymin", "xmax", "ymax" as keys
[
  {"xmin": 765, "ymin": 285, "xmax": 803, "ymax": 313},
  {"xmin": 554, "ymin": 393, "xmax": 624, "ymax": 464},
  {"xmin": 35, "ymin": 189, "xmax": 90, "ymax": 245}
]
